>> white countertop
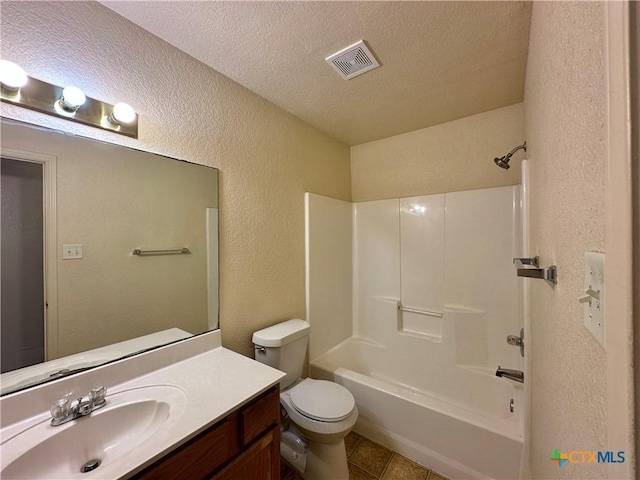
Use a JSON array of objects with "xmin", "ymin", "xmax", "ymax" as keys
[{"xmin": 0, "ymin": 331, "xmax": 285, "ymax": 479}]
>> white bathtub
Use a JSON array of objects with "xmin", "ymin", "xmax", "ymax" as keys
[{"xmin": 310, "ymin": 337, "xmax": 524, "ymax": 480}]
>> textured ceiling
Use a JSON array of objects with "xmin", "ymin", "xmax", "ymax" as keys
[{"xmin": 102, "ymin": 1, "xmax": 532, "ymax": 145}]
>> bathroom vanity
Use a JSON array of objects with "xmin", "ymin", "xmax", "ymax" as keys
[
  {"xmin": 0, "ymin": 331, "xmax": 285, "ymax": 479},
  {"xmin": 136, "ymin": 385, "xmax": 280, "ymax": 479}
]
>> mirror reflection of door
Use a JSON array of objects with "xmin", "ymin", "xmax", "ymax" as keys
[{"xmin": 1, "ymin": 157, "xmax": 45, "ymax": 372}]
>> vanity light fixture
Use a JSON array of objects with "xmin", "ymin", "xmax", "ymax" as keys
[
  {"xmin": 0, "ymin": 59, "xmax": 138, "ymax": 138},
  {"xmin": 104, "ymin": 102, "xmax": 136, "ymax": 128},
  {"xmin": 54, "ymin": 86, "xmax": 86, "ymax": 116},
  {"xmin": 0, "ymin": 60, "xmax": 28, "ymax": 95},
  {"xmin": 112, "ymin": 102, "xmax": 136, "ymax": 124}
]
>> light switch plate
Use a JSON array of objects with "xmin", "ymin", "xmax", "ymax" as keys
[
  {"xmin": 583, "ymin": 251, "xmax": 605, "ymax": 348},
  {"xmin": 63, "ymin": 244, "xmax": 83, "ymax": 259}
]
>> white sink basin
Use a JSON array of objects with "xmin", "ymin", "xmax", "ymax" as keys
[{"xmin": 1, "ymin": 385, "xmax": 187, "ymax": 479}]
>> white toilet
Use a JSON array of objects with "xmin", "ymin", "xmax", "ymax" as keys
[{"xmin": 252, "ymin": 319, "xmax": 357, "ymax": 480}]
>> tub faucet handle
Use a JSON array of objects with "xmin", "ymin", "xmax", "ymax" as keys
[{"xmin": 506, "ymin": 328, "xmax": 524, "ymax": 357}]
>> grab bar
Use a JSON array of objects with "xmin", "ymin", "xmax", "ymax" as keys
[
  {"xmin": 397, "ymin": 302, "xmax": 443, "ymax": 318},
  {"xmin": 132, "ymin": 247, "xmax": 190, "ymax": 256}
]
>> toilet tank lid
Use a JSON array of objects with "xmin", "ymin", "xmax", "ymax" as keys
[{"xmin": 252, "ymin": 319, "xmax": 310, "ymax": 347}]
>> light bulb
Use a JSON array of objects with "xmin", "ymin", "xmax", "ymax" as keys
[
  {"xmin": 0, "ymin": 60, "xmax": 28, "ymax": 92},
  {"xmin": 60, "ymin": 86, "xmax": 86, "ymax": 110},
  {"xmin": 111, "ymin": 102, "xmax": 136, "ymax": 124}
]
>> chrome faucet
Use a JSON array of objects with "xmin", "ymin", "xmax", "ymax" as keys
[
  {"xmin": 50, "ymin": 386, "xmax": 107, "ymax": 426},
  {"xmin": 495, "ymin": 367, "xmax": 524, "ymax": 383}
]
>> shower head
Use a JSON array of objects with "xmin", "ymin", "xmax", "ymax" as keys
[
  {"xmin": 494, "ymin": 155, "xmax": 511, "ymax": 169},
  {"xmin": 494, "ymin": 142, "xmax": 527, "ymax": 170}
]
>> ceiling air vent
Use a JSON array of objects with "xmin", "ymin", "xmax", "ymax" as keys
[{"xmin": 325, "ymin": 40, "xmax": 380, "ymax": 80}]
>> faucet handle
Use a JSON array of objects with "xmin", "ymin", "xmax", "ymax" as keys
[
  {"xmin": 50, "ymin": 397, "xmax": 71, "ymax": 422},
  {"xmin": 90, "ymin": 386, "xmax": 107, "ymax": 406},
  {"xmin": 506, "ymin": 328, "xmax": 525, "ymax": 358}
]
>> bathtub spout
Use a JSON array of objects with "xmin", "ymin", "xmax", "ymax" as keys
[{"xmin": 495, "ymin": 366, "xmax": 524, "ymax": 383}]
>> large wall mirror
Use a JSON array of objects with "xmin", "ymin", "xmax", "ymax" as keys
[{"xmin": 0, "ymin": 118, "xmax": 219, "ymax": 395}]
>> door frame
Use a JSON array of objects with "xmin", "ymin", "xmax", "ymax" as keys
[
  {"xmin": 604, "ymin": 1, "xmax": 635, "ymax": 475},
  {"xmin": 1, "ymin": 147, "xmax": 58, "ymax": 361}
]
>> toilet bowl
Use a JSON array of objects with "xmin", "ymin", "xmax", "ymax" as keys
[
  {"xmin": 252, "ymin": 319, "xmax": 358, "ymax": 480},
  {"xmin": 283, "ymin": 378, "xmax": 357, "ymax": 439}
]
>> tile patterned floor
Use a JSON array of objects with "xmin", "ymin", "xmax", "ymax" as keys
[{"xmin": 281, "ymin": 431, "xmax": 450, "ymax": 480}]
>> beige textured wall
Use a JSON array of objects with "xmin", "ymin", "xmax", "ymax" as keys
[
  {"xmin": 350, "ymin": 103, "xmax": 524, "ymax": 202},
  {"xmin": 2, "ymin": 121, "xmax": 218, "ymax": 357},
  {"xmin": 0, "ymin": 1, "xmax": 350, "ymax": 357},
  {"xmin": 525, "ymin": 3, "xmax": 608, "ymax": 478}
]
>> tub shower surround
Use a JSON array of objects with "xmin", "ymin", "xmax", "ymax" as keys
[{"xmin": 306, "ymin": 185, "xmax": 524, "ymax": 479}]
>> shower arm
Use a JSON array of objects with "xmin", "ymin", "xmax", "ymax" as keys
[{"xmin": 506, "ymin": 142, "xmax": 527, "ymax": 159}]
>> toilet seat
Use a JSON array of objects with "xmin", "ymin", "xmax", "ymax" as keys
[
  {"xmin": 281, "ymin": 388, "xmax": 358, "ymax": 438},
  {"xmin": 289, "ymin": 378, "xmax": 355, "ymax": 422}
]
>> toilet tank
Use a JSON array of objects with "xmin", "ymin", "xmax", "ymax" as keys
[{"xmin": 252, "ymin": 319, "xmax": 310, "ymax": 389}]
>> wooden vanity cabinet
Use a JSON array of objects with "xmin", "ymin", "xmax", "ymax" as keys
[{"xmin": 135, "ymin": 386, "xmax": 280, "ymax": 480}]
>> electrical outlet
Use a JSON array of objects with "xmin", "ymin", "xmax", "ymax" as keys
[
  {"xmin": 62, "ymin": 244, "xmax": 83, "ymax": 259},
  {"xmin": 580, "ymin": 251, "xmax": 605, "ymax": 348}
]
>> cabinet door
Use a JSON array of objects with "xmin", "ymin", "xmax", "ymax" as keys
[
  {"xmin": 135, "ymin": 414, "xmax": 239, "ymax": 480},
  {"xmin": 240, "ymin": 387, "xmax": 279, "ymax": 446},
  {"xmin": 213, "ymin": 425, "xmax": 280, "ymax": 480}
]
